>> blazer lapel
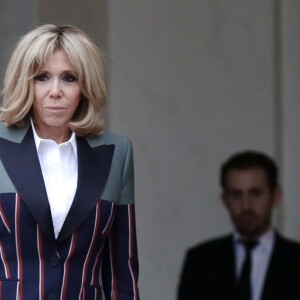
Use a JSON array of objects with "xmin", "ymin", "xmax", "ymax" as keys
[
  {"xmin": 0, "ymin": 126, "xmax": 55, "ymax": 241},
  {"xmin": 57, "ymin": 136, "xmax": 114, "ymax": 244}
]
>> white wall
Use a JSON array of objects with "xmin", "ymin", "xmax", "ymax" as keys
[
  {"xmin": 281, "ymin": 0, "xmax": 300, "ymax": 239},
  {"xmin": 106, "ymin": 1, "xmax": 278, "ymax": 299},
  {"xmin": 38, "ymin": 0, "xmax": 108, "ymax": 53},
  {"xmin": 0, "ymin": 0, "xmax": 38, "ymax": 87}
]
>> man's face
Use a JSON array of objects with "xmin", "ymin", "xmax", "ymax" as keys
[{"xmin": 222, "ymin": 168, "xmax": 280, "ymax": 239}]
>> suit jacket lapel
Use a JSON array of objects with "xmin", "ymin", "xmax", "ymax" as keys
[
  {"xmin": 227, "ymin": 236, "xmax": 236, "ymax": 280},
  {"xmin": 224, "ymin": 236, "xmax": 236, "ymax": 292},
  {"xmin": 57, "ymin": 136, "xmax": 114, "ymax": 244},
  {"xmin": 261, "ymin": 233, "xmax": 283, "ymax": 299},
  {"xmin": 0, "ymin": 126, "xmax": 55, "ymax": 241}
]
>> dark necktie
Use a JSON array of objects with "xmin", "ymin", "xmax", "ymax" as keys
[{"xmin": 237, "ymin": 240, "xmax": 258, "ymax": 300}]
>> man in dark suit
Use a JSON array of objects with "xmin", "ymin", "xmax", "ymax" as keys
[{"xmin": 178, "ymin": 151, "xmax": 300, "ymax": 300}]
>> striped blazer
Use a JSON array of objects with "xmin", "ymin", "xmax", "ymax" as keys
[{"xmin": 0, "ymin": 121, "xmax": 139, "ymax": 300}]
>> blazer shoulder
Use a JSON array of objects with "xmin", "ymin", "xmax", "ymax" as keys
[
  {"xmin": 0, "ymin": 122, "xmax": 28, "ymax": 193},
  {"xmin": 0, "ymin": 121, "xmax": 29, "ymax": 143},
  {"xmin": 86, "ymin": 131, "xmax": 132, "ymax": 149},
  {"xmin": 275, "ymin": 233, "xmax": 300, "ymax": 255},
  {"xmin": 180, "ymin": 234, "xmax": 235, "ymax": 285},
  {"xmin": 87, "ymin": 131, "xmax": 135, "ymax": 205}
]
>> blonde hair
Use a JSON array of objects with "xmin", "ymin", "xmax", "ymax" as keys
[{"xmin": 1, "ymin": 24, "xmax": 107, "ymax": 136}]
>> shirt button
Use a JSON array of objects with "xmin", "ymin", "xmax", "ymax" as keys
[
  {"xmin": 47, "ymin": 293, "xmax": 57, "ymax": 300},
  {"xmin": 50, "ymin": 256, "xmax": 60, "ymax": 266}
]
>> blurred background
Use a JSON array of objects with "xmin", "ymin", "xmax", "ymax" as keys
[{"xmin": 1, "ymin": 1, "xmax": 300, "ymax": 299}]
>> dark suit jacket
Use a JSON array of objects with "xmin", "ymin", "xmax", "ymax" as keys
[
  {"xmin": 178, "ymin": 233, "xmax": 300, "ymax": 300},
  {"xmin": 0, "ymin": 122, "xmax": 139, "ymax": 299}
]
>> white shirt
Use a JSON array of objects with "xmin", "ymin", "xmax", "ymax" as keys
[
  {"xmin": 234, "ymin": 229, "xmax": 275, "ymax": 300},
  {"xmin": 31, "ymin": 121, "xmax": 78, "ymax": 239}
]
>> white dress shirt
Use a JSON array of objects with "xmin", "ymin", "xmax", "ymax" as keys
[
  {"xmin": 31, "ymin": 121, "xmax": 78, "ymax": 239},
  {"xmin": 234, "ymin": 229, "xmax": 275, "ymax": 300}
]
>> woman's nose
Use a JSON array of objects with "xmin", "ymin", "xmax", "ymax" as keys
[{"xmin": 49, "ymin": 79, "xmax": 62, "ymax": 98}]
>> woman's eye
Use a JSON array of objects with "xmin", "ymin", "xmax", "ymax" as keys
[
  {"xmin": 35, "ymin": 73, "xmax": 48, "ymax": 81},
  {"xmin": 63, "ymin": 74, "xmax": 77, "ymax": 82}
]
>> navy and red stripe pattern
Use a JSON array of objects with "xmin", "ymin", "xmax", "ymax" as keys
[{"xmin": 0, "ymin": 193, "xmax": 139, "ymax": 300}]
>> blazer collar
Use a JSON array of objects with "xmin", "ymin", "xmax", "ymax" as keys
[
  {"xmin": 0, "ymin": 124, "xmax": 115, "ymax": 244},
  {"xmin": 57, "ymin": 136, "xmax": 114, "ymax": 243},
  {"xmin": 0, "ymin": 125, "xmax": 55, "ymax": 241}
]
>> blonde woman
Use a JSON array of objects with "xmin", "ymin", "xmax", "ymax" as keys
[{"xmin": 0, "ymin": 24, "xmax": 139, "ymax": 300}]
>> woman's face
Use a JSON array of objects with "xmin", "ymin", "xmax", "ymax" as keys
[{"xmin": 32, "ymin": 49, "xmax": 81, "ymax": 142}]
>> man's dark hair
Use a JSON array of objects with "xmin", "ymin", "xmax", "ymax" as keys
[{"xmin": 220, "ymin": 150, "xmax": 279, "ymax": 190}]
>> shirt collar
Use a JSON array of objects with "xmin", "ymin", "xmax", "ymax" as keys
[
  {"xmin": 233, "ymin": 228, "xmax": 275, "ymax": 253},
  {"xmin": 30, "ymin": 118, "xmax": 78, "ymax": 158}
]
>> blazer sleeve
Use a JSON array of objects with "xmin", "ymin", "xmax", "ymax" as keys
[{"xmin": 101, "ymin": 138, "xmax": 140, "ymax": 300}]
